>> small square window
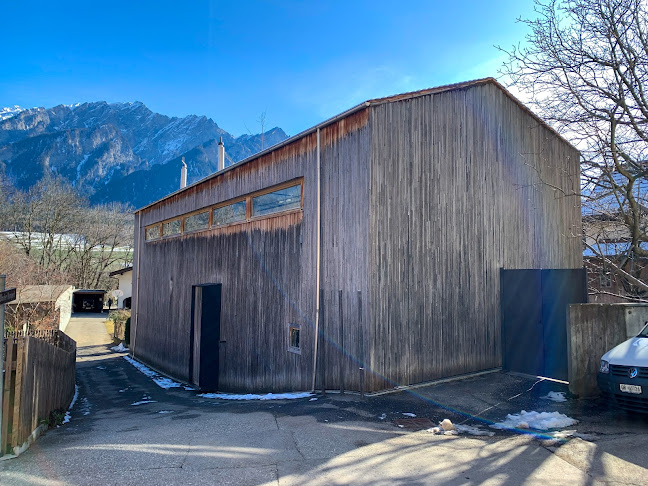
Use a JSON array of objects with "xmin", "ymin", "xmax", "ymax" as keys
[{"xmin": 288, "ymin": 326, "xmax": 300, "ymax": 354}]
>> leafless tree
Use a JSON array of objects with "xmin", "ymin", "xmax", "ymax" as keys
[
  {"xmin": 1, "ymin": 176, "xmax": 133, "ymax": 290},
  {"xmin": 500, "ymin": 0, "xmax": 648, "ymax": 299},
  {"xmin": 258, "ymin": 110, "xmax": 267, "ymax": 150}
]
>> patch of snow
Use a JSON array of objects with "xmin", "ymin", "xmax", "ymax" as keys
[
  {"xmin": 309, "ymin": 397, "xmax": 318, "ymax": 401},
  {"xmin": 454, "ymin": 424, "xmax": 496, "ymax": 437},
  {"xmin": 131, "ymin": 400, "xmax": 157, "ymax": 406},
  {"xmin": 184, "ymin": 386, "xmax": 196, "ymax": 391},
  {"xmin": 96, "ymin": 366, "xmax": 106, "ymax": 370},
  {"xmin": 402, "ymin": 412, "xmax": 417, "ymax": 417},
  {"xmin": 491, "ymin": 410, "xmax": 578, "ymax": 431},
  {"xmin": 198, "ymin": 392, "xmax": 313, "ymax": 401},
  {"xmin": 69, "ymin": 384, "xmax": 79, "ymax": 410},
  {"xmin": 378, "ymin": 413, "xmax": 387, "ymax": 420},
  {"xmin": 542, "ymin": 391, "xmax": 567, "ymax": 402},
  {"xmin": 397, "ymin": 424, "xmax": 404, "ymax": 428},
  {"xmin": 62, "ymin": 412, "xmax": 71, "ymax": 424},
  {"xmin": 112, "ymin": 342, "xmax": 128, "ymax": 352},
  {"xmin": 123, "ymin": 356, "xmax": 182, "ymax": 389},
  {"xmin": 0, "ymin": 105, "xmax": 24, "ymax": 121},
  {"xmin": 158, "ymin": 410, "xmax": 173, "ymax": 414},
  {"xmin": 547, "ymin": 430, "xmax": 597, "ymax": 441}
]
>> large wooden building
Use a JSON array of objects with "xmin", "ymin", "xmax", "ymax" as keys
[{"xmin": 131, "ymin": 78, "xmax": 582, "ymax": 393}]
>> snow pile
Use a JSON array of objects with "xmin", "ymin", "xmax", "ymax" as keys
[
  {"xmin": 132, "ymin": 395, "xmax": 156, "ymax": 406},
  {"xmin": 491, "ymin": 410, "xmax": 578, "ymax": 431},
  {"xmin": 454, "ymin": 423, "xmax": 496, "ymax": 437},
  {"xmin": 131, "ymin": 400, "xmax": 157, "ymax": 406},
  {"xmin": 198, "ymin": 392, "xmax": 313, "ymax": 401},
  {"xmin": 541, "ymin": 391, "xmax": 567, "ymax": 402},
  {"xmin": 123, "ymin": 356, "xmax": 182, "ymax": 389},
  {"xmin": 60, "ymin": 384, "xmax": 79, "ymax": 426},
  {"xmin": 69, "ymin": 384, "xmax": 79, "ymax": 410},
  {"xmin": 112, "ymin": 342, "xmax": 128, "ymax": 352}
]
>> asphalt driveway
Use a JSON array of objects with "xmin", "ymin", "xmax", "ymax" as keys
[{"xmin": 1, "ymin": 314, "xmax": 647, "ymax": 485}]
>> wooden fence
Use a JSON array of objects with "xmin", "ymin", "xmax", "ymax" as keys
[{"xmin": 1, "ymin": 330, "xmax": 76, "ymax": 455}]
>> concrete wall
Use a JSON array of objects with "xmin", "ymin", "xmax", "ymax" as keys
[
  {"xmin": 567, "ymin": 303, "xmax": 648, "ymax": 397},
  {"xmin": 56, "ymin": 286, "xmax": 74, "ymax": 332}
]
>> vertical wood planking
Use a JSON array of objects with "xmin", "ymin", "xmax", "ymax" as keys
[
  {"xmin": 1, "ymin": 332, "xmax": 75, "ymax": 456},
  {"xmin": 367, "ymin": 83, "xmax": 581, "ymax": 391}
]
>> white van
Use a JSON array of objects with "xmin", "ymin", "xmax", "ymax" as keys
[{"xmin": 598, "ymin": 322, "xmax": 648, "ymax": 413}]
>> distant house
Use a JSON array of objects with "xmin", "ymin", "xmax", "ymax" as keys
[
  {"xmin": 109, "ymin": 266, "xmax": 133, "ymax": 309},
  {"xmin": 582, "ymin": 170, "xmax": 648, "ymax": 302},
  {"xmin": 132, "ymin": 78, "xmax": 583, "ymax": 393},
  {"xmin": 6, "ymin": 285, "xmax": 74, "ymax": 332}
]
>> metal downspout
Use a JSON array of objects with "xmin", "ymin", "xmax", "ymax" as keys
[
  {"xmin": 311, "ymin": 128, "xmax": 321, "ymax": 391},
  {"xmin": 132, "ymin": 213, "xmax": 142, "ymax": 356}
]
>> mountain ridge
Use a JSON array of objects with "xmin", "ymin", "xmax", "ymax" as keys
[{"xmin": 0, "ymin": 102, "xmax": 289, "ymax": 208}]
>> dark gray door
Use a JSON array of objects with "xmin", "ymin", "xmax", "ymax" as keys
[
  {"xmin": 501, "ymin": 269, "xmax": 543, "ymax": 376},
  {"xmin": 501, "ymin": 268, "xmax": 587, "ymax": 380},
  {"xmin": 190, "ymin": 283, "xmax": 222, "ymax": 390}
]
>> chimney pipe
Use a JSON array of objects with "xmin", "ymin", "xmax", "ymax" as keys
[
  {"xmin": 218, "ymin": 136, "xmax": 225, "ymax": 171},
  {"xmin": 180, "ymin": 157, "xmax": 187, "ymax": 189}
]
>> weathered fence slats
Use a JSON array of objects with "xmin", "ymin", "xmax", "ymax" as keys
[{"xmin": 1, "ymin": 330, "xmax": 76, "ymax": 456}]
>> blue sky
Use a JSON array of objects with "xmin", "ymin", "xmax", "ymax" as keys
[{"xmin": 0, "ymin": 1, "xmax": 535, "ymax": 136}]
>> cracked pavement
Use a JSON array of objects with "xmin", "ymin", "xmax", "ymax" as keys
[{"xmin": 1, "ymin": 313, "xmax": 647, "ymax": 485}]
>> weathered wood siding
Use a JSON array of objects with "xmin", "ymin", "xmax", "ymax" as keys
[
  {"xmin": 133, "ymin": 114, "xmax": 372, "ymax": 392},
  {"xmin": 367, "ymin": 83, "xmax": 582, "ymax": 391},
  {"xmin": 316, "ymin": 111, "xmax": 371, "ymax": 392},
  {"xmin": 134, "ymin": 137, "xmax": 318, "ymax": 391}
]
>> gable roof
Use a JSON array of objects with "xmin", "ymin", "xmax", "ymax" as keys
[
  {"xmin": 136, "ymin": 77, "xmax": 576, "ymax": 214},
  {"xmin": 109, "ymin": 265, "xmax": 133, "ymax": 277},
  {"xmin": 13, "ymin": 285, "xmax": 73, "ymax": 304}
]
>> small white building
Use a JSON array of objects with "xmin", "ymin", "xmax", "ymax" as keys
[
  {"xmin": 6, "ymin": 285, "xmax": 74, "ymax": 332},
  {"xmin": 109, "ymin": 266, "xmax": 133, "ymax": 309}
]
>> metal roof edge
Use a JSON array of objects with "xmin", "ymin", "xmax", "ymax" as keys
[
  {"xmin": 135, "ymin": 101, "xmax": 371, "ymax": 213},
  {"xmin": 136, "ymin": 77, "xmax": 578, "ymax": 213}
]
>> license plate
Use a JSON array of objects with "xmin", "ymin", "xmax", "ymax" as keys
[{"xmin": 620, "ymin": 384, "xmax": 642, "ymax": 394}]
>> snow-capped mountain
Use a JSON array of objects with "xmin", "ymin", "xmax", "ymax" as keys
[
  {"xmin": 0, "ymin": 102, "xmax": 288, "ymax": 207},
  {"xmin": 0, "ymin": 105, "xmax": 24, "ymax": 121}
]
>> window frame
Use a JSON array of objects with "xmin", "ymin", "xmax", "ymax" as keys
[
  {"xmin": 288, "ymin": 325, "xmax": 301, "ymax": 354},
  {"xmin": 162, "ymin": 218, "xmax": 182, "ymax": 238},
  {"xmin": 250, "ymin": 182, "xmax": 303, "ymax": 220},
  {"xmin": 183, "ymin": 209, "xmax": 211, "ymax": 234},
  {"xmin": 212, "ymin": 196, "xmax": 248, "ymax": 228},
  {"xmin": 143, "ymin": 177, "xmax": 304, "ymax": 242},
  {"xmin": 145, "ymin": 223, "xmax": 162, "ymax": 241}
]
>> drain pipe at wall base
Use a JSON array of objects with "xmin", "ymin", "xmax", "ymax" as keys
[{"xmin": 311, "ymin": 128, "xmax": 321, "ymax": 392}]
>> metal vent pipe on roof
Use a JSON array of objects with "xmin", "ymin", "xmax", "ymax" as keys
[
  {"xmin": 180, "ymin": 157, "xmax": 187, "ymax": 189},
  {"xmin": 218, "ymin": 136, "xmax": 225, "ymax": 171}
]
